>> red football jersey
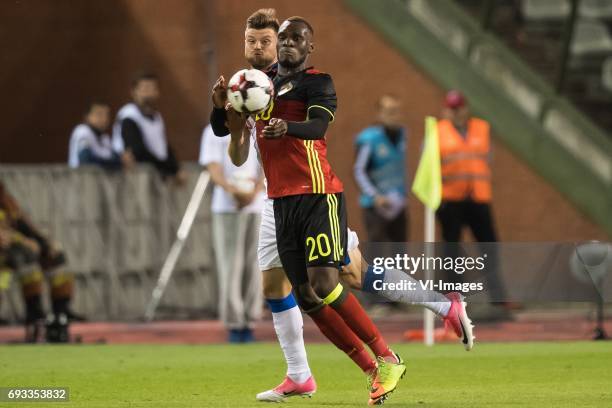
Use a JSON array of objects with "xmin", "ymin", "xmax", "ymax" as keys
[{"xmin": 255, "ymin": 68, "xmax": 343, "ymax": 198}]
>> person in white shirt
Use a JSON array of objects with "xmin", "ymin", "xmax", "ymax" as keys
[
  {"xmin": 113, "ymin": 73, "xmax": 186, "ymax": 183},
  {"xmin": 68, "ymin": 102, "xmax": 133, "ymax": 170},
  {"xmin": 199, "ymin": 123, "xmax": 265, "ymax": 343}
]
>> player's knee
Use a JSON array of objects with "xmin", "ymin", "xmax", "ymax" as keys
[
  {"xmin": 262, "ymin": 268, "xmax": 292, "ymax": 299},
  {"xmin": 306, "ymin": 266, "xmax": 340, "ymax": 299},
  {"xmin": 310, "ymin": 277, "xmax": 338, "ymax": 300},
  {"xmin": 294, "ymin": 284, "xmax": 321, "ymax": 311}
]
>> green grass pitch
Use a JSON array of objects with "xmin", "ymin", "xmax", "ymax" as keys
[{"xmin": 1, "ymin": 342, "xmax": 611, "ymax": 407}]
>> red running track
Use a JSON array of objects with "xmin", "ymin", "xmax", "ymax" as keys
[{"xmin": 1, "ymin": 310, "xmax": 610, "ymax": 344}]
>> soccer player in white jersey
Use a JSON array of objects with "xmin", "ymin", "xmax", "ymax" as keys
[{"xmin": 209, "ymin": 8, "xmax": 474, "ymax": 403}]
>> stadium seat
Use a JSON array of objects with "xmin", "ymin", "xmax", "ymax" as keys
[
  {"xmin": 601, "ymin": 56, "xmax": 612, "ymax": 92},
  {"xmin": 521, "ymin": 0, "xmax": 571, "ymax": 21},
  {"xmin": 571, "ymin": 19, "xmax": 612, "ymax": 56},
  {"xmin": 580, "ymin": 0, "xmax": 612, "ymax": 19}
]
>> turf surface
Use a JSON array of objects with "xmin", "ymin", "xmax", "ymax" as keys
[{"xmin": 0, "ymin": 342, "xmax": 611, "ymax": 407}]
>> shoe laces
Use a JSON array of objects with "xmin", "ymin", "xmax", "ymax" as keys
[
  {"xmin": 366, "ymin": 365, "xmax": 378, "ymax": 391},
  {"xmin": 374, "ymin": 357, "xmax": 392, "ymax": 384}
]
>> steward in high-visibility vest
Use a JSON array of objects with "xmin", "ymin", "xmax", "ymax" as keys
[
  {"xmin": 438, "ymin": 117, "xmax": 491, "ymax": 203},
  {"xmin": 435, "ymin": 90, "xmax": 511, "ymax": 317}
]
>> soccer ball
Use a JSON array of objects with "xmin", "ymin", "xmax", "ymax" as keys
[{"xmin": 226, "ymin": 69, "xmax": 274, "ymax": 114}]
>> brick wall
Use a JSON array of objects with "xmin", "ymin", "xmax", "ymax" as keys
[{"xmin": 0, "ymin": 0, "xmax": 606, "ymax": 240}]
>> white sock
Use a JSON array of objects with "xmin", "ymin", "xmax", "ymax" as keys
[
  {"xmin": 378, "ymin": 268, "xmax": 451, "ymax": 317},
  {"xmin": 271, "ymin": 304, "xmax": 312, "ymax": 383}
]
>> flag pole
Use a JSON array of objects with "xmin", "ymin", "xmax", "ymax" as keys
[
  {"xmin": 411, "ymin": 116, "xmax": 442, "ymax": 347},
  {"xmin": 424, "ymin": 206, "xmax": 435, "ymax": 346}
]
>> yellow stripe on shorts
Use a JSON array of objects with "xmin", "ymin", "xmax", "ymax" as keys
[
  {"xmin": 326, "ymin": 194, "xmax": 338, "ymax": 260},
  {"xmin": 330, "ymin": 194, "xmax": 342, "ymax": 260}
]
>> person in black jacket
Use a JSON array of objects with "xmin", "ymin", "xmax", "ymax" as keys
[{"xmin": 112, "ymin": 73, "xmax": 187, "ymax": 184}]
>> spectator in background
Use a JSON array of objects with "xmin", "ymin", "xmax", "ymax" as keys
[
  {"xmin": 113, "ymin": 72, "xmax": 187, "ymax": 184},
  {"xmin": 199, "ymin": 123, "xmax": 265, "ymax": 343},
  {"xmin": 354, "ymin": 94, "xmax": 408, "ymax": 242},
  {"xmin": 437, "ymin": 90, "xmax": 511, "ymax": 316},
  {"xmin": 68, "ymin": 102, "xmax": 134, "ymax": 169},
  {"xmin": 0, "ymin": 181, "xmax": 83, "ymax": 342}
]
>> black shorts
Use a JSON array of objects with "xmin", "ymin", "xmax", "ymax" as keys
[{"xmin": 273, "ymin": 193, "xmax": 348, "ymax": 286}]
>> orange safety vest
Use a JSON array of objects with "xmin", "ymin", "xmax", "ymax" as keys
[{"xmin": 438, "ymin": 118, "xmax": 492, "ymax": 203}]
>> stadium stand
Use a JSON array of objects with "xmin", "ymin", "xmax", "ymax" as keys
[
  {"xmin": 456, "ymin": 0, "xmax": 612, "ymax": 134},
  {"xmin": 0, "ymin": 165, "xmax": 215, "ymax": 322},
  {"xmin": 348, "ymin": 0, "xmax": 612, "ymax": 238},
  {"xmin": 522, "ymin": 0, "xmax": 570, "ymax": 21}
]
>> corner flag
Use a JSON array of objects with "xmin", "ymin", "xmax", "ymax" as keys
[
  {"xmin": 412, "ymin": 116, "xmax": 442, "ymax": 210},
  {"xmin": 412, "ymin": 116, "xmax": 442, "ymax": 346}
]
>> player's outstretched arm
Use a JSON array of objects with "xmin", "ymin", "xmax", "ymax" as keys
[
  {"xmin": 210, "ymin": 76, "xmax": 230, "ymax": 136},
  {"xmin": 227, "ymin": 107, "xmax": 250, "ymax": 166},
  {"xmin": 263, "ymin": 109, "xmax": 331, "ymax": 140}
]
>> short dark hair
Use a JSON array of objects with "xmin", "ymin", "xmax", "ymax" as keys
[
  {"xmin": 85, "ymin": 100, "xmax": 109, "ymax": 116},
  {"xmin": 132, "ymin": 71, "xmax": 159, "ymax": 88},
  {"xmin": 285, "ymin": 16, "xmax": 314, "ymax": 35},
  {"xmin": 246, "ymin": 8, "xmax": 280, "ymax": 32}
]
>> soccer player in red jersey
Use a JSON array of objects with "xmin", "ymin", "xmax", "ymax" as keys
[
  {"xmin": 252, "ymin": 17, "xmax": 406, "ymax": 405},
  {"xmin": 214, "ymin": 11, "xmax": 474, "ymax": 404}
]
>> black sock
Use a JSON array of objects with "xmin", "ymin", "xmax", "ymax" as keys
[
  {"xmin": 25, "ymin": 295, "xmax": 44, "ymax": 323},
  {"xmin": 52, "ymin": 297, "xmax": 70, "ymax": 316}
]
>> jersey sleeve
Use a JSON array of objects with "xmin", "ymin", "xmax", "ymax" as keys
[{"xmin": 305, "ymin": 73, "xmax": 337, "ymax": 122}]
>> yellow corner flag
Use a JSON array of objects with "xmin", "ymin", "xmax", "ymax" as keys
[{"xmin": 411, "ymin": 116, "xmax": 442, "ymax": 210}]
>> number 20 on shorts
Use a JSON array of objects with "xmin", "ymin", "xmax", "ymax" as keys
[{"xmin": 306, "ymin": 233, "xmax": 332, "ymax": 261}]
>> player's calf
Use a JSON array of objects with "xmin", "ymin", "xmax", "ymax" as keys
[{"xmin": 262, "ymin": 267, "xmax": 292, "ymax": 299}]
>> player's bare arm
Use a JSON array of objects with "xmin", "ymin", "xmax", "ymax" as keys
[
  {"xmin": 263, "ymin": 109, "xmax": 331, "ymax": 140},
  {"xmin": 226, "ymin": 106, "xmax": 251, "ymax": 166}
]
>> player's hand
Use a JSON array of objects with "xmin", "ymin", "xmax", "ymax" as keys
[
  {"xmin": 121, "ymin": 150, "xmax": 135, "ymax": 169},
  {"xmin": 233, "ymin": 190, "xmax": 256, "ymax": 209},
  {"xmin": 225, "ymin": 106, "xmax": 248, "ymax": 137},
  {"xmin": 22, "ymin": 236, "xmax": 41, "ymax": 255},
  {"xmin": 262, "ymin": 118, "xmax": 287, "ymax": 139},
  {"xmin": 212, "ymin": 75, "xmax": 227, "ymax": 108},
  {"xmin": 173, "ymin": 169, "xmax": 189, "ymax": 187},
  {"xmin": 223, "ymin": 184, "xmax": 239, "ymax": 195}
]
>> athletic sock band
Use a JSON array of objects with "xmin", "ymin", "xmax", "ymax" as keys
[
  {"xmin": 266, "ymin": 293, "xmax": 298, "ymax": 313},
  {"xmin": 322, "ymin": 283, "xmax": 344, "ymax": 305},
  {"xmin": 362, "ymin": 265, "xmax": 385, "ymax": 294}
]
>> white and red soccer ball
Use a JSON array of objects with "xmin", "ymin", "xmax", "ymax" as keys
[{"xmin": 226, "ymin": 68, "xmax": 274, "ymax": 114}]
